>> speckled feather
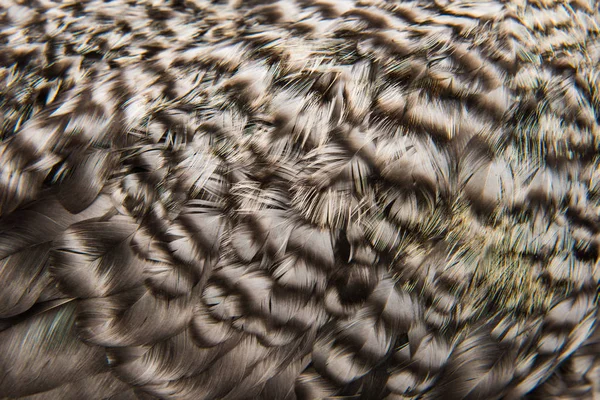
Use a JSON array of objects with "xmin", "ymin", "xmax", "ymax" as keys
[{"xmin": 0, "ymin": 0, "xmax": 599, "ymax": 399}]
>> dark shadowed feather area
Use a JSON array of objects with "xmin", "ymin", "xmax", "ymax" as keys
[{"xmin": 0, "ymin": 0, "xmax": 599, "ymax": 399}]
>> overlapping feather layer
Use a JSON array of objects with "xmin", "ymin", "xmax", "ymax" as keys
[{"xmin": 0, "ymin": 0, "xmax": 599, "ymax": 399}]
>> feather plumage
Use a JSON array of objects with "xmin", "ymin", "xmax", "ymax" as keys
[{"xmin": 1, "ymin": 0, "xmax": 599, "ymax": 398}]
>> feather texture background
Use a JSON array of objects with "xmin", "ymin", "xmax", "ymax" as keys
[{"xmin": 0, "ymin": 0, "xmax": 599, "ymax": 398}]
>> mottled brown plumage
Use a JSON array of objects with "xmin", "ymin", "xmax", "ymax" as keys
[{"xmin": 0, "ymin": 0, "xmax": 599, "ymax": 399}]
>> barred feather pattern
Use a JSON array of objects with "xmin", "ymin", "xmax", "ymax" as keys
[{"xmin": 0, "ymin": 0, "xmax": 599, "ymax": 399}]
